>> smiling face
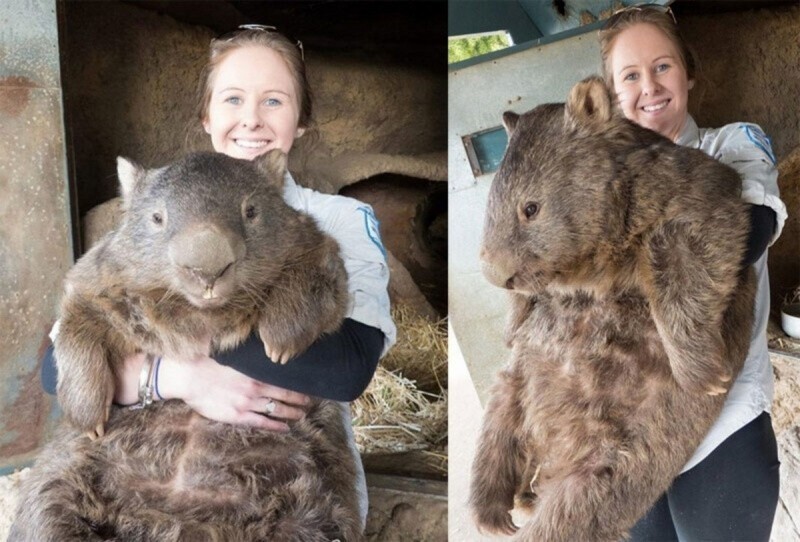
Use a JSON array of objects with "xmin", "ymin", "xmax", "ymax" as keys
[
  {"xmin": 608, "ymin": 23, "xmax": 693, "ymax": 141},
  {"xmin": 202, "ymin": 45, "xmax": 304, "ymax": 160}
]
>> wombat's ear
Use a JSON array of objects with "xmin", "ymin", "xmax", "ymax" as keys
[
  {"xmin": 116, "ymin": 157, "xmax": 145, "ymax": 202},
  {"xmin": 254, "ymin": 149, "xmax": 288, "ymax": 188},
  {"xmin": 502, "ymin": 111, "xmax": 520, "ymax": 136},
  {"xmin": 565, "ymin": 76, "xmax": 613, "ymax": 133}
]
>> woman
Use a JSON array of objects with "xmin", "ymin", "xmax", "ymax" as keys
[
  {"xmin": 599, "ymin": 6, "xmax": 787, "ymax": 540},
  {"xmin": 42, "ymin": 25, "xmax": 396, "ymax": 530}
]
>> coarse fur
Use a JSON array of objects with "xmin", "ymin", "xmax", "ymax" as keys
[
  {"xmin": 470, "ymin": 77, "xmax": 755, "ymax": 541},
  {"xmin": 10, "ymin": 150, "xmax": 361, "ymax": 541}
]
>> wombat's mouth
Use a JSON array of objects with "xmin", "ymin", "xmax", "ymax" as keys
[
  {"xmin": 179, "ymin": 280, "xmax": 238, "ymax": 309},
  {"xmin": 508, "ymin": 271, "xmax": 551, "ymax": 295},
  {"xmin": 184, "ymin": 291, "xmax": 230, "ymax": 309},
  {"xmin": 172, "ymin": 264, "xmax": 240, "ymax": 309}
]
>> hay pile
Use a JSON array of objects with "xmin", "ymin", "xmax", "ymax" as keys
[
  {"xmin": 353, "ymin": 306, "xmax": 447, "ymax": 474},
  {"xmin": 379, "ymin": 305, "xmax": 447, "ymax": 393}
]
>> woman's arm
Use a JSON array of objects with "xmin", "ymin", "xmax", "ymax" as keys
[
  {"xmin": 743, "ymin": 204, "xmax": 776, "ymax": 267},
  {"xmin": 40, "ymin": 343, "xmax": 309, "ymax": 431},
  {"xmin": 714, "ymin": 123, "xmax": 787, "ymax": 246},
  {"xmin": 40, "ymin": 318, "xmax": 384, "ymax": 423},
  {"xmin": 215, "ymin": 319, "xmax": 384, "ymax": 402}
]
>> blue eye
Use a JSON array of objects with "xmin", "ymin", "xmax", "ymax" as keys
[
  {"xmin": 655, "ymin": 63, "xmax": 670, "ymax": 73},
  {"xmin": 224, "ymin": 96, "xmax": 242, "ymax": 105},
  {"xmin": 623, "ymin": 72, "xmax": 638, "ymax": 82},
  {"xmin": 265, "ymin": 97, "xmax": 282, "ymax": 107}
]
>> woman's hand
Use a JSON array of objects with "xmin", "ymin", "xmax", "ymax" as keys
[{"xmin": 113, "ymin": 352, "xmax": 310, "ymax": 432}]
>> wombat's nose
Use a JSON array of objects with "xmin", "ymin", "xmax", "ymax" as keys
[
  {"xmin": 169, "ymin": 225, "xmax": 245, "ymax": 285},
  {"xmin": 481, "ymin": 245, "xmax": 518, "ymax": 290},
  {"xmin": 481, "ymin": 260, "xmax": 516, "ymax": 291}
]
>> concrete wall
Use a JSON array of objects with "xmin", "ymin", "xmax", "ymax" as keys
[
  {"xmin": 0, "ymin": 0, "xmax": 72, "ymax": 474},
  {"xmin": 449, "ymin": 32, "xmax": 601, "ymax": 400}
]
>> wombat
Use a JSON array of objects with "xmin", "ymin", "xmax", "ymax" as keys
[
  {"xmin": 470, "ymin": 77, "xmax": 756, "ymax": 541},
  {"xmin": 10, "ymin": 150, "xmax": 362, "ymax": 542}
]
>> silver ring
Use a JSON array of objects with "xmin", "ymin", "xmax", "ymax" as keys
[{"xmin": 264, "ymin": 398, "xmax": 276, "ymax": 415}]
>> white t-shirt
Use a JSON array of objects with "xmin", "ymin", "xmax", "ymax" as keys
[
  {"xmin": 676, "ymin": 115, "xmax": 787, "ymax": 472},
  {"xmin": 282, "ymin": 172, "xmax": 397, "ymax": 356}
]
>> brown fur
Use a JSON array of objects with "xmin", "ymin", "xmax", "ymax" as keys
[
  {"xmin": 11, "ymin": 150, "xmax": 362, "ymax": 541},
  {"xmin": 471, "ymin": 77, "xmax": 755, "ymax": 541}
]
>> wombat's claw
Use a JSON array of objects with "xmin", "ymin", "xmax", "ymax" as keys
[
  {"xmin": 278, "ymin": 351, "xmax": 294, "ymax": 364},
  {"xmin": 86, "ymin": 422, "xmax": 105, "ymax": 441},
  {"xmin": 265, "ymin": 345, "xmax": 293, "ymax": 365},
  {"xmin": 706, "ymin": 385, "xmax": 727, "ymax": 396},
  {"xmin": 475, "ymin": 509, "xmax": 518, "ymax": 536}
]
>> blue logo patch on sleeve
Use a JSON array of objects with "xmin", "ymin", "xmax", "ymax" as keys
[
  {"xmin": 741, "ymin": 125, "xmax": 777, "ymax": 166},
  {"xmin": 357, "ymin": 206, "xmax": 387, "ymax": 259}
]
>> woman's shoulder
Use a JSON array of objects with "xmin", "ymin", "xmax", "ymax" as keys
[
  {"xmin": 698, "ymin": 121, "xmax": 777, "ymax": 165},
  {"xmin": 283, "ymin": 172, "xmax": 367, "ymax": 214}
]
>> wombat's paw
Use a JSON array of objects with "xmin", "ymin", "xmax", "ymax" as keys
[
  {"xmin": 86, "ymin": 403, "xmax": 112, "ymax": 440},
  {"xmin": 259, "ymin": 321, "xmax": 317, "ymax": 365},
  {"xmin": 59, "ymin": 370, "xmax": 115, "ymax": 435},
  {"xmin": 705, "ymin": 383, "xmax": 729, "ymax": 396},
  {"xmin": 473, "ymin": 504, "xmax": 518, "ymax": 536},
  {"xmin": 672, "ymin": 359, "xmax": 732, "ymax": 397},
  {"xmin": 263, "ymin": 342, "xmax": 296, "ymax": 365}
]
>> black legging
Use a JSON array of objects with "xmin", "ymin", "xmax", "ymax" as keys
[{"xmin": 628, "ymin": 411, "xmax": 780, "ymax": 542}]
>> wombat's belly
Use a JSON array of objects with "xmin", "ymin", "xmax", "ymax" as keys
[
  {"xmin": 516, "ymin": 292, "xmax": 713, "ymax": 477},
  {"xmin": 93, "ymin": 401, "xmax": 333, "ymax": 516}
]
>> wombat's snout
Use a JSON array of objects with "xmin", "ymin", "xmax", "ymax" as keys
[
  {"xmin": 168, "ymin": 224, "xmax": 246, "ymax": 295},
  {"xmin": 480, "ymin": 246, "xmax": 516, "ymax": 290}
]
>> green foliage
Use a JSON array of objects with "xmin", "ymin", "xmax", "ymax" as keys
[{"xmin": 448, "ymin": 33, "xmax": 511, "ymax": 64}]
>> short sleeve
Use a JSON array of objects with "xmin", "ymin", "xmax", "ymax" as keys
[{"xmin": 712, "ymin": 123, "xmax": 787, "ymax": 245}]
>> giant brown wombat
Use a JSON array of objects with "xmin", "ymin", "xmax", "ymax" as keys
[
  {"xmin": 469, "ymin": 77, "xmax": 756, "ymax": 541},
  {"xmin": 11, "ymin": 150, "xmax": 362, "ymax": 541}
]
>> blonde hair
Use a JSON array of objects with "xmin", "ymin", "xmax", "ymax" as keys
[
  {"xmin": 194, "ymin": 28, "xmax": 312, "ymax": 130},
  {"xmin": 598, "ymin": 6, "xmax": 698, "ymax": 91}
]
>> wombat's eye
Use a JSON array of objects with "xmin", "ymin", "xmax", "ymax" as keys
[
  {"xmin": 522, "ymin": 202, "xmax": 540, "ymax": 220},
  {"xmin": 245, "ymin": 204, "xmax": 257, "ymax": 220},
  {"xmin": 152, "ymin": 212, "xmax": 163, "ymax": 225}
]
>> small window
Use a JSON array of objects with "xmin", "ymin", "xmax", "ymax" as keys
[
  {"xmin": 448, "ymin": 31, "xmax": 513, "ymax": 64},
  {"xmin": 462, "ymin": 127, "xmax": 508, "ymax": 176}
]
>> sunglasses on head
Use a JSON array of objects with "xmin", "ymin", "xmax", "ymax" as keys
[
  {"xmin": 214, "ymin": 24, "xmax": 304, "ymax": 61},
  {"xmin": 606, "ymin": 3, "xmax": 677, "ymax": 28}
]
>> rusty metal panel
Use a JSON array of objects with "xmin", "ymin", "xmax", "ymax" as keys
[{"xmin": 0, "ymin": 0, "xmax": 72, "ymax": 474}]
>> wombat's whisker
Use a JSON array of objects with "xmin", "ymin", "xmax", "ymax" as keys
[{"xmin": 154, "ymin": 287, "xmax": 181, "ymax": 309}]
